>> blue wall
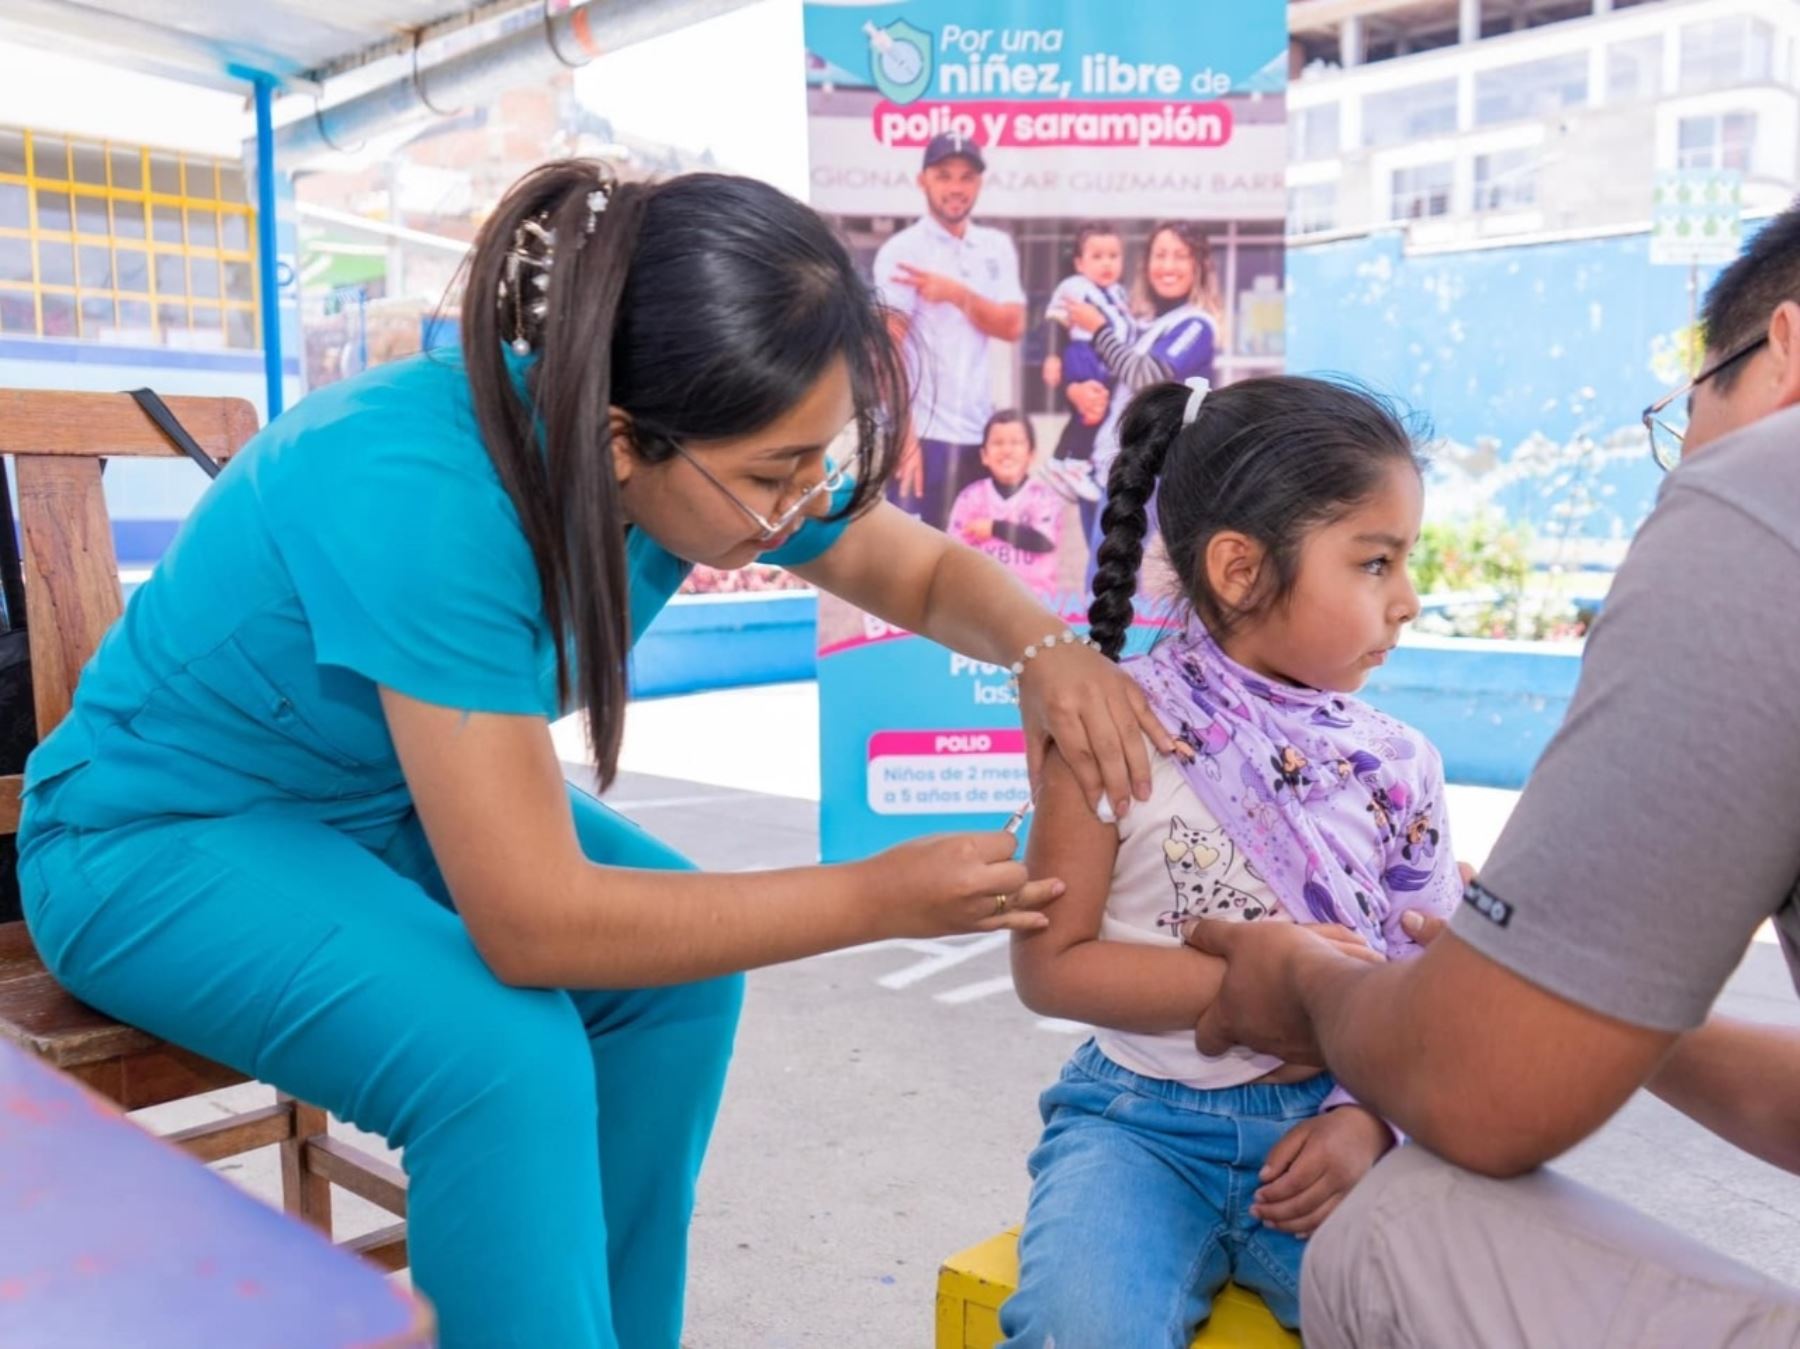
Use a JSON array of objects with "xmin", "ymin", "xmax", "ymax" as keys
[
  {"xmin": 632, "ymin": 592, "xmax": 1574, "ymax": 793},
  {"xmin": 629, "ymin": 593, "xmax": 819, "ymax": 699},
  {"xmin": 1360, "ymin": 636, "xmax": 1580, "ymax": 790},
  {"xmin": 129, "ymin": 578, "xmax": 1586, "ymax": 790},
  {"xmin": 1286, "ymin": 228, "xmax": 1732, "ymax": 546}
]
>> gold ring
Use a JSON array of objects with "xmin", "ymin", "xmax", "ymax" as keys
[{"xmin": 993, "ymin": 893, "xmax": 1010, "ymax": 916}]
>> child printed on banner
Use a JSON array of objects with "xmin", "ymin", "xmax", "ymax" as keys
[
  {"xmin": 1037, "ymin": 222, "xmax": 1132, "ymax": 511},
  {"xmin": 949, "ymin": 410, "xmax": 1065, "ymax": 596}
]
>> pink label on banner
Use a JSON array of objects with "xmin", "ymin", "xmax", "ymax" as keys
[
  {"xmin": 868, "ymin": 730, "xmax": 1028, "ymax": 758},
  {"xmin": 866, "ymin": 729, "xmax": 1030, "ymax": 816},
  {"xmin": 872, "ymin": 100, "xmax": 1234, "ymax": 151}
]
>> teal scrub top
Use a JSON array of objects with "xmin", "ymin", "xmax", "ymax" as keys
[{"xmin": 19, "ymin": 350, "xmax": 849, "ymax": 840}]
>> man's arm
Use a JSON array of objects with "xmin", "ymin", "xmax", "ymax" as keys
[
  {"xmin": 892, "ymin": 230, "xmax": 1025, "ymax": 341},
  {"xmin": 892, "ymin": 262, "xmax": 1021, "ymax": 339},
  {"xmin": 1186, "ymin": 919, "xmax": 1673, "ymax": 1175},
  {"xmin": 1309, "ymin": 960, "xmax": 1800, "ymax": 1178},
  {"xmin": 964, "ymin": 292, "xmax": 1025, "ymax": 341},
  {"xmin": 1295, "ymin": 931, "xmax": 1675, "ymax": 1176},
  {"xmin": 1651, "ymin": 1015, "xmax": 1800, "ymax": 1174},
  {"xmin": 1394, "ymin": 915, "xmax": 1800, "ymax": 1176}
]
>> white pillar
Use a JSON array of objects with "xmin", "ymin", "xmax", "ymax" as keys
[
  {"xmin": 1341, "ymin": 93, "xmax": 1364, "ymax": 151},
  {"xmin": 1459, "ymin": 0, "xmax": 1482, "ymax": 44},
  {"xmin": 1341, "ymin": 15, "xmax": 1366, "ymax": 68}
]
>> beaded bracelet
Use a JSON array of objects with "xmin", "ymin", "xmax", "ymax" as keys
[{"xmin": 1007, "ymin": 630, "xmax": 1098, "ymax": 695}]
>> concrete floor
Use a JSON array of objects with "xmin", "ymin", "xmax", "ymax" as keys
[{"xmin": 132, "ymin": 683, "xmax": 1800, "ymax": 1347}]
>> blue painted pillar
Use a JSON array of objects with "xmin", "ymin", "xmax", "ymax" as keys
[{"xmin": 250, "ymin": 73, "xmax": 284, "ymax": 419}]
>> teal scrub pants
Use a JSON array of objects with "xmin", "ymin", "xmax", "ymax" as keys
[{"xmin": 19, "ymin": 787, "xmax": 740, "ymax": 1349}]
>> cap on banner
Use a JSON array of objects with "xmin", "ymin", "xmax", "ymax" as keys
[{"xmin": 922, "ymin": 132, "xmax": 985, "ymax": 172}]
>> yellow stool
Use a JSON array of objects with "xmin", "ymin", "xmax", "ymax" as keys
[{"xmin": 937, "ymin": 1228, "xmax": 1302, "ymax": 1349}]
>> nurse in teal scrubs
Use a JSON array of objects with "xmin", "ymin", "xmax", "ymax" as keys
[{"xmin": 17, "ymin": 164, "xmax": 1171, "ymax": 1349}]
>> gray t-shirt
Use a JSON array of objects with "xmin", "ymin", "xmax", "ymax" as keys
[{"xmin": 1455, "ymin": 402, "xmax": 1800, "ymax": 1031}]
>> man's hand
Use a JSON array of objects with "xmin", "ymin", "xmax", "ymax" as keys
[
  {"xmin": 1302, "ymin": 922, "xmax": 1385, "ymax": 967},
  {"xmin": 1183, "ymin": 921, "xmax": 1378, "ymax": 1061},
  {"xmin": 893, "ymin": 263, "xmax": 967, "ymax": 308},
  {"xmin": 1251, "ymin": 1105, "xmax": 1395, "ymax": 1236},
  {"xmin": 1182, "ymin": 919, "xmax": 1359, "ymax": 1063}
]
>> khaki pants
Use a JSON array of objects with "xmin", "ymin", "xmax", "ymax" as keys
[{"xmin": 1301, "ymin": 1144, "xmax": 1800, "ymax": 1348}]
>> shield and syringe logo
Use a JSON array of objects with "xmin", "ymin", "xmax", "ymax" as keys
[{"xmin": 865, "ymin": 19, "xmax": 932, "ymax": 104}]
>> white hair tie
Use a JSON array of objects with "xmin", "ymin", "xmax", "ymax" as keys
[{"xmin": 1182, "ymin": 377, "xmax": 1211, "ymax": 427}]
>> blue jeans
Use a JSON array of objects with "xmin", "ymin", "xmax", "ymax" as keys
[{"xmin": 1000, "ymin": 1040, "xmax": 1333, "ymax": 1347}]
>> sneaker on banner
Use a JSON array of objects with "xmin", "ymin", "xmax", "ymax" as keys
[{"xmin": 1034, "ymin": 458, "xmax": 1102, "ymax": 504}]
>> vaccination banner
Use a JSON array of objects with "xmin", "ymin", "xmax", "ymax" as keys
[{"xmin": 806, "ymin": 0, "xmax": 1289, "ymax": 860}]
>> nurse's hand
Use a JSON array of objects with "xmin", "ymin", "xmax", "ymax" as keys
[
  {"xmin": 859, "ymin": 831, "xmax": 1064, "ymax": 935},
  {"xmin": 1018, "ymin": 640, "xmax": 1176, "ymax": 820}
]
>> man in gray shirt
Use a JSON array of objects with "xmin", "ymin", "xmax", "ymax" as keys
[{"xmin": 1183, "ymin": 202, "xmax": 1800, "ymax": 1346}]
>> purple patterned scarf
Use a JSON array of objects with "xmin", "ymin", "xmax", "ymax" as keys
[{"xmin": 1123, "ymin": 622, "xmax": 1460, "ymax": 958}]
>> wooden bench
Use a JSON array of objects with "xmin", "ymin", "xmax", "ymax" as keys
[
  {"xmin": 0, "ymin": 389, "xmax": 409, "ymax": 1272},
  {"xmin": 938, "ymin": 1228, "xmax": 1300, "ymax": 1348}
]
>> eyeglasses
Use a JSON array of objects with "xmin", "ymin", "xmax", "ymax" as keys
[
  {"xmin": 672, "ymin": 445, "xmax": 847, "ymax": 542},
  {"xmin": 1642, "ymin": 333, "xmax": 1770, "ymax": 472}
]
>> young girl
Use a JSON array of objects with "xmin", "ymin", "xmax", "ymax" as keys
[
  {"xmin": 1001, "ymin": 375, "xmax": 1464, "ymax": 1346},
  {"xmin": 949, "ymin": 410, "xmax": 1065, "ymax": 595}
]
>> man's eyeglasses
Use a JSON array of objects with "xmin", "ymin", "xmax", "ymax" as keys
[
  {"xmin": 672, "ymin": 445, "xmax": 847, "ymax": 542},
  {"xmin": 1642, "ymin": 333, "xmax": 1770, "ymax": 472}
]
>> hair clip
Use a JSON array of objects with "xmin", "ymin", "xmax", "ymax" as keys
[
  {"xmin": 503, "ymin": 178, "xmax": 613, "ymax": 353},
  {"xmin": 1182, "ymin": 377, "xmax": 1211, "ymax": 426}
]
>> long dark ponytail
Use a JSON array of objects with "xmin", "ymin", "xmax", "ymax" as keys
[
  {"xmin": 462, "ymin": 163, "xmax": 907, "ymax": 787},
  {"xmin": 1086, "ymin": 376, "xmax": 1421, "ymax": 662}
]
